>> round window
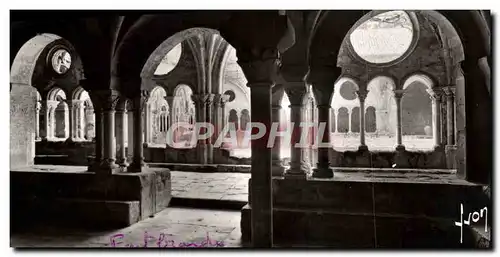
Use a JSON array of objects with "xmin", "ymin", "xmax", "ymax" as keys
[
  {"xmin": 224, "ymin": 90, "xmax": 236, "ymax": 102},
  {"xmin": 51, "ymin": 49, "xmax": 72, "ymax": 74},
  {"xmin": 349, "ymin": 11, "xmax": 414, "ymax": 64}
]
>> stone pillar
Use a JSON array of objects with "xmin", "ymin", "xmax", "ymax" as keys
[
  {"xmin": 77, "ymin": 101, "xmax": 85, "ymax": 140},
  {"xmin": 284, "ymin": 84, "xmax": 310, "ymax": 178},
  {"xmin": 393, "ymin": 90, "xmax": 405, "ymax": 150},
  {"xmin": 237, "ymin": 49, "xmax": 280, "ymax": 248},
  {"xmin": 357, "ymin": 89, "xmax": 368, "ymax": 151},
  {"xmin": 459, "ymin": 60, "xmax": 491, "ymax": 184},
  {"xmin": 87, "ymin": 92, "xmax": 103, "ymax": 171},
  {"xmin": 66, "ymin": 100, "xmax": 74, "ymax": 142},
  {"xmin": 116, "ymin": 101, "xmax": 129, "ymax": 169},
  {"xmin": 212, "ymin": 94, "xmax": 229, "ymax": 147},
  {"xmin": 205, "ymin": 94, "xmax": 215, "ymax": 164},
  {"xmin": 127, "ymin": 102, "xmax": 135, "ymax": 162},
  {"xmin": 144, "ymin": 104, "xmax": 151, "ymax": 146},
  {"xmin": 46, "ymin": 100, "xmax": 59, "ymax": 140},
  {"xmin": 100, "ymin": 91, "xmax": 120, "ymax": 174},
  {"xmin": 192, "ymin": 93, "xmax": 214, "ymax": 164},
  {"xmin": 39, "ymin": 101, "xmax": 48, "ymax": 141},
  {"xmin": 427, "ymin": 88, "xmax": 443, "ymax": 149},
  {"xmin": 443, "ymin": 86, "xmax": 456, "ymax": 146},
  {"xmin": 128, "ymin": 91, "xmax": 149, "ymax": 173},
  {"xmin": 312, "ymin": 104, "xmax": 333, "ymax": 178},
  {"xmin": 308, "ymin": 69, "xmax": 338, "ymax": 178},
  {"xmin": 271, "ymin": 104, "xmax": 285, "ymax": 176},
  {"xmin": 165, "ymin": 96, "xmax": 175, "ymax": 134},
  {"xmin": 35, "ymin": 101, "xmax": 41, "ymax": 141}
]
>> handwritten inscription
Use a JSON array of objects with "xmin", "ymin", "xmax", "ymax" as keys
[
  {"xmin": 109, "ymin": 232, "xmax": 225, "ymax": 248},
  {"xmin": 454, "ymin": 203, "xmax": 488, "ymax": 243}
]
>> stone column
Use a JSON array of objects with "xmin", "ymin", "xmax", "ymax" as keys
[
  {"xmin": 312, "ymin": 104, "xmax": 333, "ymax": 178},
  {"xmin": 144, "ymin": 104, "xmax": 151, "ymax": 146},
  {"xmin": 66, "ymin": 100, "xmax": 74, "ymax": 142},
  {"xmin": 393, "ymin": 89, "xmax": 405, "ymax": 150},
  {"xmin": 39, "ymin": 101, "xmax": 48, "ymax": 141},
  {"xmin": 192, "ymin": 93, "xmax": 213, "ymax": 164},
  {"xmin": 165, "ymin": 96, "xmax": 175, "ymax": 136},
  {"xmin": 100, "ymin": 91, "xmax": 119, "ymax": 174},
  {"xmin": 35, "ymin": 101, "xmax": 41, "ymax": 141},
  {"xmin": 205, "ymin": 94, "xmax": 215, "ymax": 164},
  {"xmin": 237, "ymin": 49, "xmax": 280, "ymax": 248},
  {"xmin": 46, "ymin": 100, "xmax": 59, "ymax": 140},
  {"xmin": 128, "ymin": 91, "xmax": 149, "ymax": 173},
  {"xmin": 77, "ymin": 101, "xmax": 85, "ymax": 140},
  {"xmin": 271, "ymin": 104, "xmax": 285, "ymax": 176},
  {"xmin": 127, "ymin": 101, "xmax": 135, "ymax": 162},
  {"xmin": 284, "ymin": 84, "xmax": 310, "ymax": 178},
  {"xmin": 88, "ymin": 93, "xmax": 103, "ymax": 171},
  {"xmin": 309, "ymin": 69, "xmax": 338, "ymax": 178},
  {"xmin": 427, "ymin": 88, "xmax": 443, "ymax": 149},
  {"xmin": 356, "ymin": 89, "xmax": 368, "ymax": 151},
  {"xmin": 116, "ymin": 100, "xmax": 129, "ymax": 169},
  {"xmin": 443, "ymin": 86, "xmax": 456, "ymax": 145}
]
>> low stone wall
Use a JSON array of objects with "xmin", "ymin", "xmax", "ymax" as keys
[
  {"xmin": 330, "ymin": 148, "xmax": 449, "ymax": 169},
  {"xmin": 11, "ymin": 168, "xmax": 171, "ymax": 229},
  {"xmin": 35, "ymin": 141, "xmax": 95, "ymax": 166},
  {"xmin": 144, "ymin": 147, "xmax": 251, "ymax": 165},
  {"xmin": 242, "ymin": 176, "xmax": 489, "ymax": 248}
]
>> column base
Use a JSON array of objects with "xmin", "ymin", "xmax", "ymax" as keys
[
  {"xmin": 284, "ymin": 170, "xmax": 308, "ymax": 179},
  {"xmin": 65, "ymin": 137, "xmax": 74, "ymax": 143},
  {"xmin": 358, "ymin": 145, "xmax": 369, "ymax": 152},
  {"xmin": 97, "ymin": 159, "xmax": 120, "ymax": 175},
  {"xmin": 285, "ymin": 161, "xmax": 310, "ymax": 179},
  {"xmin": 445, "ymin": 145, "xmax": 458, "ymax": 169},
  {"xmin": 127, "ymin": 161, "xmax": 148, "ymax": 173},
  {"xmin": 312, "ymin": 167, "xmax": 334, "ymax": 178},
  {"xmin": 395, "ymin": 144, "xmax": 406, "ymax": 151},
  {"xmin": 272, "ymin": 162, "xmax": 285, "ymax": 177},
  {"xmin": 116, "ymin": 158, "xmax": 130, "ymax": 172}
]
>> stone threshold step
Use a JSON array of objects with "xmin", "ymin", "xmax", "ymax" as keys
[
  {"xmin": 170, "ymin": 197, "xmax": 246, "ymax": 210},
  {"xmin": 13, "ymin": 197, "xmax": 141, "ymax": 229},
  {"xmin": 149, "ymin": 163, "xmax": 456, "ymax": 175},
  {"xmin": 149, "ymin": 163, "xmax": 251, "ymax": 173},
  {"xmin": 271, "ymin": 206, "xmax": 457, "ymax": 221}
]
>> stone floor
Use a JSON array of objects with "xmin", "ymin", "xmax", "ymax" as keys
[
  {"xmin": 11, "ymin": 165, "xmax": 251, "ymax": 202},
  {"xmin": 171, "ymin": 171, "xmax": 249, "ymax": 202},
  {"xmin": 11, "ymin": 207, "xmax": 242, "ymax": 248}
]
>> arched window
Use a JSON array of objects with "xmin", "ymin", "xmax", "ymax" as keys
[
  {"xmin": 351, "ymin": 107, "xmax": 360, "ymax": 133},
  {"xmin": 229, "ymin": 109, "xmax": 239, "ymax": 131},
  {"xmin": 402, "ymin": 82, "xmax": 432, "ymax": 136},
  {"xmin": 365, "ymin": 106, "xmax": 377, "ymax": 133},
  {"xmin": 147, "ymin": 86, "xmax": 169, "ymax": 145},
  {"xmin": 337, "ymin": 107, "xmax": 349, "ymax": 133},
  {"xmin": 171, "ymin": 84, "xmax": 195, "ymax": 148},
  {"xmin": 330, "ymin": 108, "xmax": 336, "ymax": 133},
  {"xmin": 240, "ymin": 109, "xmax": 250, "ymax": 131},
  {"xmin": 46, "ymin": 87, "xmax": 68, "ymax": 141}
]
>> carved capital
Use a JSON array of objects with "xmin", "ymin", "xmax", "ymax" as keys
[
  {"xmin": 213, "ymin": 93, "xmax": 230, "ymax": 107},
  {"xmin": 90, "ymin": 90, "xmax": 121, "ymax": 112},
  {"xmin": 393, "ymin": 89, "xmax": 405, "ymax": 100},
  {"xmin": 311, "ymin": 86, "xmax": 334, "ymax": 106},
  {"xmin": 442, "ymin": 86, "xmax": 456, "ymax": 99},
  {"xmin": 237, "ymin": 48, "xmax": 280, "ymax": 86},
  {"xmin": 306, "ymin": 67, "xmax": 342, "ymax": 87},
  {"xmin": 284, "ymin": 83, "xmax": 308, "ymax": 106},
  {"xmin": 192, "ymin": 93, "xmax": 215, "ymax": 107},
  {"xmin": 356, "ymin": 89, "xmax": 369, "ymax": 102},
  {"xmin": 131, "ymin": 90, "xmax": 150, "ymax": 111},
  {"xmin": 46, "ymin": 100, "xmax": 60, "ymax": 110}
]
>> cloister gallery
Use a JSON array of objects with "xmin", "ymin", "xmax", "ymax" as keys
[{"xmin": 10, "ymin": 10, "xmax": 491, "ymax": 248}]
